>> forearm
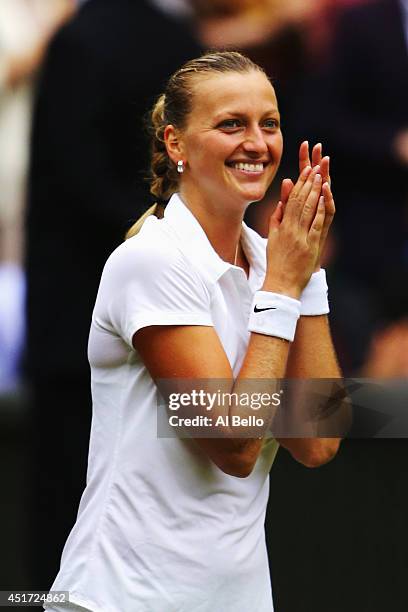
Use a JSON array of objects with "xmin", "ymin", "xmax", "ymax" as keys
[
  {"xmin": 286, "ymin": 315, "xmax": 340, "ymax": 378},
  {"xmin": 278, "ymin": 315, "xmax": 342, "ymax": 465},
  {"xmin": 178, "ymin": 330, "xmax": 291, "ymax": 478},
  {"xmin": 214, "ymin": 332, "xmax": 290, "ymax": 469}
]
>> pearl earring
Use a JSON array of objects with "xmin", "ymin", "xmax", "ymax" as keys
[{"xmin": 177, "ymin": 160, "xmax": 185, "ymax": 174}]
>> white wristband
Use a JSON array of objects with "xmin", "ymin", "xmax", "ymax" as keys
[
  {"xmin": 300, "ymin": 269, "xmax": 329, "ymax": 316},
  {"xmin": 248, "ymin": 291, "xmax": 301, "ymax": 342}
]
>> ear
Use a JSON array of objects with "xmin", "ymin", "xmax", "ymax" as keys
[{"xmin": 164, "ymin": 125, "xmax": 185, "ymax": 166}]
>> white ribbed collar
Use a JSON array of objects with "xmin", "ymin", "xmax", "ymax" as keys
[{"xmin": 163, "ymin": 193, "xmax": 266, "ymax": 284}]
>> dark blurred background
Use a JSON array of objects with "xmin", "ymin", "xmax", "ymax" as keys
[{"xmin": 1, "ymin": 0, "xmax": 408, "ymax": 610}]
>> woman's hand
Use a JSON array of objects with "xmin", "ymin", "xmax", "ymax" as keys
[
  {"xmin": 263, "ymin": 164, "xmax": 326, "ymax": 298},
  {"xmin": 280, "ymin": 142, "xmax": 335, "ymax": 272}
]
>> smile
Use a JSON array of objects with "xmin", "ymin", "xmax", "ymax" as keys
[{"xmin": 226, "ymin": 161, "xmax": 269, "ymax": 174}]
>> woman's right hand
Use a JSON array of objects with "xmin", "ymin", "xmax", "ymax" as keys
[{"xmin": 262, "ymin": 164, "xmax": 325, "ymax": 299}]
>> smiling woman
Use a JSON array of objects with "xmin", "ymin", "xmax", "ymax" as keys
[
  {"xmin": 45, "ymin": 52, "xmax": 342, "ymax": 612},
  {"xmin": 163, "ymin": 69, "xmax": 283, "ymax": 218}
]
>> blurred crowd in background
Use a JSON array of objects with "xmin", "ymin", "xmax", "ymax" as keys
[{"xmin": 0, "ymin": 0, "xmax": 407, "ymax": 594}]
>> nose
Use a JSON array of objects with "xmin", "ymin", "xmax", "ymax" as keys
[{"xmin": 242, "ymin": 125, "xmax": 268, "ymax": 156}]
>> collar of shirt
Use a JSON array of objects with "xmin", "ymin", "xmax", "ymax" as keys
[{"xmin": 163, "ymin": 193, "xmax": 267, "ymax": 285}]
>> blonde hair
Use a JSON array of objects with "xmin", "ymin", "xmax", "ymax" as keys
[{"xmin": 126, "ymin": 51, "xmax": 266, "ymax": 239}]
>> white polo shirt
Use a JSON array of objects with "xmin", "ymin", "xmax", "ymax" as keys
[{"xmin": 46, "ymin": 194, "xmax": 279, "ymax": 612}]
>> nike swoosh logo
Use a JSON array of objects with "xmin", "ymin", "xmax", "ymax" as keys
[{"xmin": 254, "ymin": 306, "xmax": 277, "ymax": 313}]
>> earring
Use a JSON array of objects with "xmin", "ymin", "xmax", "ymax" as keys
[{"xmin": 177, "ymin": 160, "xmax": 185, "ymax": 174}]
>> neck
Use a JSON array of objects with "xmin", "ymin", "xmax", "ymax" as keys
[{"xmin": 179, "ymin": 185, "xmax": 245, "ymax": 265}]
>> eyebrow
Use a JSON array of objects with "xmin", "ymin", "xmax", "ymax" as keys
[{"xmin": 214, "ymin": 109, "xmax": 281, "ymax": 121}]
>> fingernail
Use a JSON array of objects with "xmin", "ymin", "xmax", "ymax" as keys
[
  {"xmin": 303, "ymin": 165, "xmax": 311, "ymax": 175},
  {"xmin": 313, "ymin": 164, "xmax": 321, "ymax": 173},
  {"xmin": 315, "ymin": 173, "xmax": 322, "ymax": 182}
]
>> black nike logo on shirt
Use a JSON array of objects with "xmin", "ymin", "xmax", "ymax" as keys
[{"xmin": 254, "ymin": 306, "xmax": 277, "ymax": 313}]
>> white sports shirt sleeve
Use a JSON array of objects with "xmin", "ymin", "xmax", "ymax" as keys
[{"xmin": 95, "ymin": 216, "xmax": 213, "ymax": 348}]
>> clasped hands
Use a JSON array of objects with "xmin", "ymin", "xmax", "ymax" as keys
[{"xmin": 264, "ymin": 142, "xmax": 335, "ymax": 299}]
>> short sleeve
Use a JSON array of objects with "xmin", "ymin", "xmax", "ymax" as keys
[{"xmin": 101, "ymin": 237, "xmax": 213, "ymax": 347}]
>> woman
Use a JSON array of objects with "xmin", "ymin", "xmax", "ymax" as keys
[{"xmin": 45, "ymin": 51, "xmax": 341, "ymax": 612}]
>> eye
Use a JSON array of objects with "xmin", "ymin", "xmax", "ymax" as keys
[
  {"xmin": 262, "ymin": 118, "xmax": 280, "ymax": 130},
  {"xmin": 218, "ymin": 118, "xmax": 243, "ymax": 130}
]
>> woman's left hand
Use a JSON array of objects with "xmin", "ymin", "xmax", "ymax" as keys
[{"xmin": 279, "ymin": 141, "xmax": 335, "ymax": 271}]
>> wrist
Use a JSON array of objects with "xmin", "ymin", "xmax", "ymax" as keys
[
  {"xmin": 261, "ymin": 280, "xmax": 301, "ymax": 300},
  {"xmin": 249, "ymin": 291, "xmax": 301, "ymax": 342}
]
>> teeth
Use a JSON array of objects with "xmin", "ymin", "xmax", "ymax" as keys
[{"xmin": 233, "ymin": 162, "xmax": 264, "ymax": 172}]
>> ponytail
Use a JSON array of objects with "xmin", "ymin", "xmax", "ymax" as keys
[
  {"xmin": 125, "ymin": 202, "xmax": 165, "ymax": 240},
  {"xmin": 125, "ymin": 93, "xmax": 178, "ymax": 239}
]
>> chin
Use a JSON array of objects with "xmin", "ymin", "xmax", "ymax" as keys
[
  {"xmin": 237, "ymin": 176, "xmax": 274, "ymax": 204},
  {"xmin": 241, "ymin": 187, "xmax": 268, "ymax": 204}
]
